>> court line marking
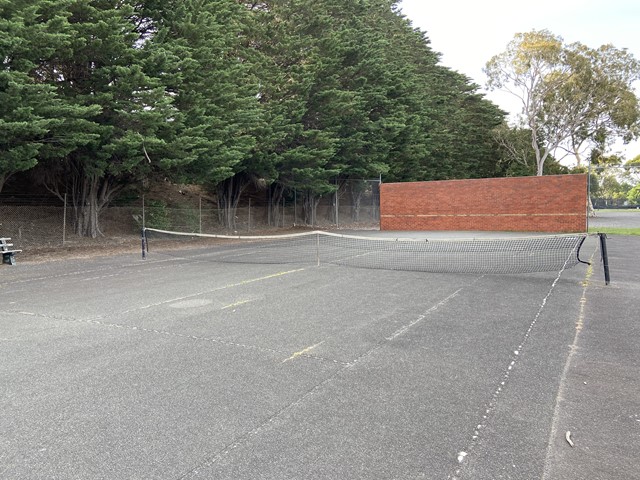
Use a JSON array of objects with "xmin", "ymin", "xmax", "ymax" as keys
[
  {"xmin": 448, "ymin": 249, "xmax": 588, "ymax": 480},
  {"xmin": 386, "ymin": 289, "xmax": 464, "ymax": 341},
  {"xmin": 1, "ymin": 308, "xmax": 350, "ymax": 370},
  {"xmin": 541, "ymin": 253, "xmax": 595, "ymax": 480},
  {"xmin": 119, "ymin": 269, "xmax": 305, "ymax": 314},
  {"xmin": 175, "ymin": 283, "xmax": 474, "ymax": 479},
  {"xmin": 0, "ymin": 260, "xmax": 189, "ymax": 292},
  {"xmin": 282, "ymin": 341, "xmax": 325, "ymax": 363}
]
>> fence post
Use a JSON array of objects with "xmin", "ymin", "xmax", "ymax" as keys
[
  {"xmin": 267, "ymin": 188, "xmax": 271, "ymax": 226},
  {"xmin": 62, "ymin": 193, "xmax": 67, "ymax": 246},
  {"xmin": 335, "ymin": 179, "xmax": 339, "ymax": 228},
  {"xmin": 142, "ymin": 194, "xmax": 145, "ymax": 229},
  {"xmin": 313, "ymin": 196, "xmax": 316, "ymax": 226}
]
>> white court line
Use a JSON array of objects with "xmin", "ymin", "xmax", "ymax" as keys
[
  {"xmin": 386, "ymin": 289, "xmax": 464, "ymax": 341},
  {"xmin": 448, "ymin": 247, "xmax": 584, "ymax": 480}
]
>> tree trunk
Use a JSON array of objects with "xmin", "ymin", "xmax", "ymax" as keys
[
  {"xmin": 36, "ymin": 157, "xmax": 118, "ymax": 238},
  {"xmin": 75, "ymin": 196, "xmax": 101, "ymax": 237},
  {"xmin": 216, "ymin": 175, "xmax": 248, "ymax": 231},
  {"xmin": 588, "ymin": 196, "xmax": 596, "ymax": 217},
  {"xmin": 71, "ymin": 174, "xmax": 114, "ymax": 238},
  {"xmin": 349, "ymin": 180, "xmax": 367, "ymax": 222},
  {"xmin": 531, "ymin": 123, "xmax": 546, "ymax": 176},
  {"xmin": 302, "ymin": 192, "xmax": 320, "ymax": 226},
  {"xmin": 268, "ymin": 183, "xmax": 286, "ymax": 227}
]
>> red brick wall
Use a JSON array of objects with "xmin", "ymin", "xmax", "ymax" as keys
[{"xmin": 380, "ymin": 175, "xmax": 587, "ymax": 233}]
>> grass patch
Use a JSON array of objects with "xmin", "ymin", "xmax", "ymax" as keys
[
  {"xmin": 588, "ymin": 227, "xmax": 640, "ymax": 236},
  {"xmin": 593, "ymin": 209, "xmax": 640, "ymax": 213}
]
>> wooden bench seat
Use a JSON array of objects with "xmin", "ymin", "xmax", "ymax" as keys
[{"xmin": 1, "ymin": 237, "xmax": 22, "ymax": 266}]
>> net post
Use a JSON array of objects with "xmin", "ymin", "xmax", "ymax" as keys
[
  {"xmin": 598, "ymin": 233, "xmax": 610, "ymax": 285},
  {"xmin": 141, "ymin": 228, "xmax": 147, "ymax": 260},
  {"xmin": 316, "ymin": 232, "xmax": 320, "ymax": 267}
]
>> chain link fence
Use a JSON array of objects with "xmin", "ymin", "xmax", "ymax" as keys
[
  {"xmin": 0, "ymin": 180, "xmax": 381, "ymax": 252},
  {"xmin": 0, "ymin": 195, "xmax": 67, "ymax": 249}
]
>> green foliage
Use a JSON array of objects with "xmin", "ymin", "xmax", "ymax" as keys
[
  {"xmin": 0, "ymin": 71, "xmax": 50, "ymax": 190},
  {"xmin": 587, "ymin": 152, "xmax": 636, "ymax": 206},
  {"xmin": 627, "ymin": 185, "xmax": 640, "ymax": 205},
  {"xmin": 248, "ymin": 0, "xmax": 504, "ymax": 189},
  {"xmin": 493, "ymin": 124, "xmax": 570, "ymax": 177},
  {"xmin": 179, "ymin": 207, "xmax": 202, "ymax": 234}
]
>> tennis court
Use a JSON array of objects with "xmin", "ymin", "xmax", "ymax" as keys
[{"xmin": 1, "ymin": 231, "xmax": 638, "ymax": 479}]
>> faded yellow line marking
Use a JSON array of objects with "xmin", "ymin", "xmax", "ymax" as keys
[
  {"xmin": 283, "ymin": 341, "xmax": 325, "ymax": 363},
  {"xmin": 232, "ymin": 269, "xmax": 305, "ymax": 287},
  {"xmin": 222, "ymin": 299, "xmax": 254, "ymax": 310}
]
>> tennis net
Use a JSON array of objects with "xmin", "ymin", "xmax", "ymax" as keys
[{"xmin": 142, "ymin": 228, "xmax": 590, "ymax": 275}]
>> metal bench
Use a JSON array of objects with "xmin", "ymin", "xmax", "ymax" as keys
[{"xmin": 1, "ymin": 237, "xmax": 22, "ymax": 265}]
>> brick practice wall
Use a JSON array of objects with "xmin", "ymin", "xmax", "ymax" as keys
[{"xmin": 380, "ymin": 175, "xmax": 587, "ymax": 233}]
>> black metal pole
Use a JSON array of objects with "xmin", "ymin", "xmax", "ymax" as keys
[{"xmin": 599, "ymin": 233, "xmax": 610, "ymax": 285}]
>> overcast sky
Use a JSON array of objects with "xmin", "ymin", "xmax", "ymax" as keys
[{"xmin": 398, "ymin": 0, "xmax": 640, "ymax": 161}]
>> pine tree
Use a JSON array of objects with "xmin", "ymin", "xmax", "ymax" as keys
[
  {"xmin": 143, "ymin": 0, "xmax": 266, "ymax": 229},
  {"xmin": 246, "ymin": 0, "xmax": 506, "ymax": 223},
  {"xmin": 381, "ymin": 8, "xmax": 505, "ymax": 182},
  {"xmin": 244, "ymin": 0, "xmax": 339, "ymax": 224},
  {"xmin": 0, "ymin": 0, "xmax": 97, "ymax": 192},
  {"xmin": 30, "ymin": 0, "xmax": 177, "ymax": 237}
]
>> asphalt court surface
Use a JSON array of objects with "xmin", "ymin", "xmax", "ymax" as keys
[{"xmin": 1, "ymin": 233, "xmax": 638, "ymax": 479}]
